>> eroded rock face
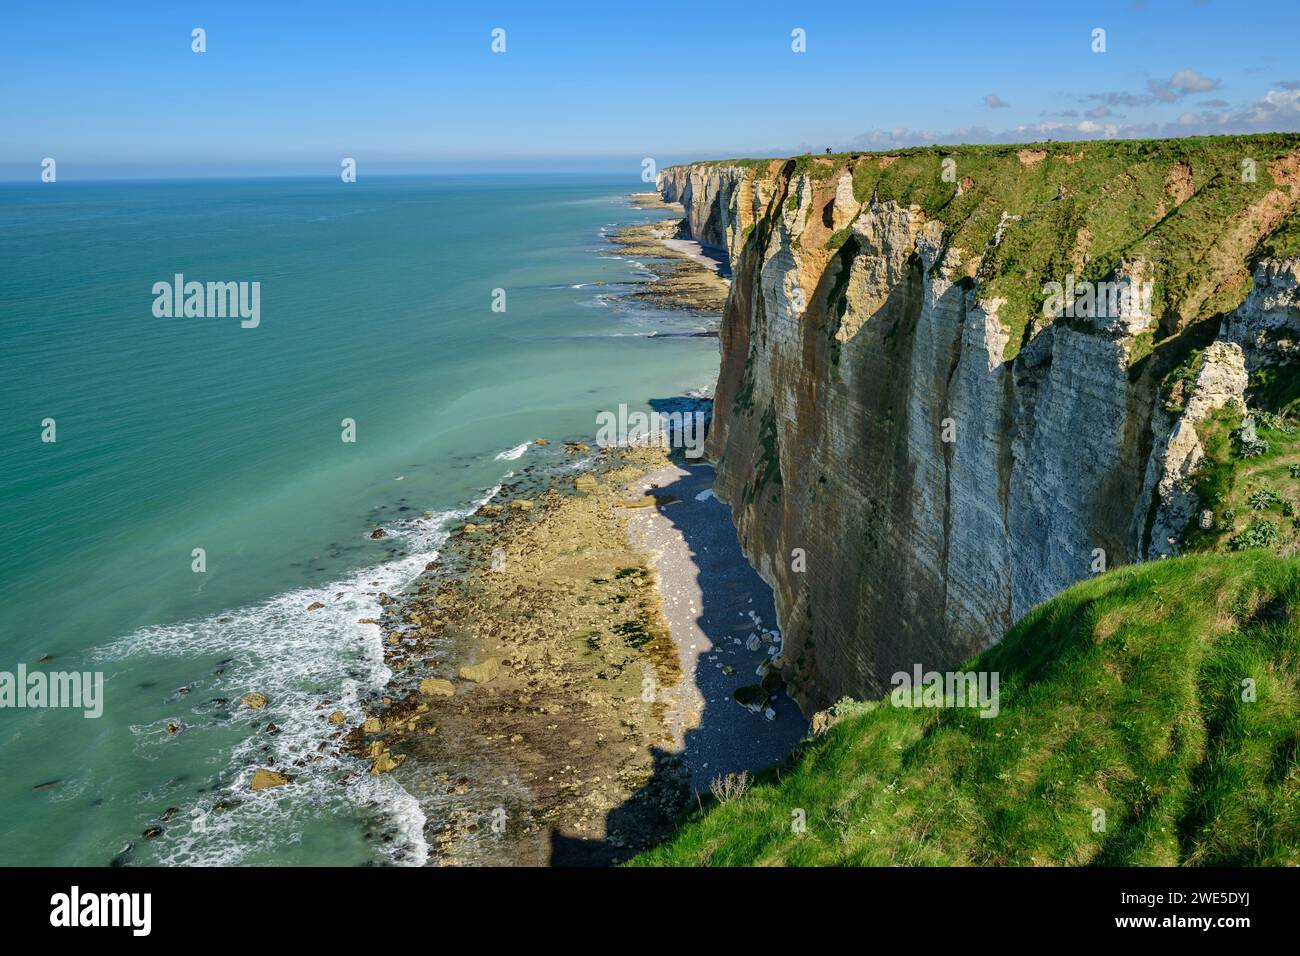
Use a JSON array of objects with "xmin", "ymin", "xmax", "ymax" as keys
[
  {"xmin": 664, "ymin": 157, "xmax": 1300, "ymax": 711},
  {"xmin": 1142, "ymin": 342, "xmax": 1249, "ymax": 559},
  {"xmin": 1221, "ymin": 258, "xmax": 1300, "ymax": 371},
  {"xmin": 1143, "ymin": 257, "xmax": 1300, "ymax": 557},
  {"xmin": 658, "ymin": 163, "xmax": 775, "ymax": 260}
]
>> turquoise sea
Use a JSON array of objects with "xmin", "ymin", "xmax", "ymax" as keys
[{"xmin": 0, "ymin": 174, "xmax": 718, "ymax": 865}]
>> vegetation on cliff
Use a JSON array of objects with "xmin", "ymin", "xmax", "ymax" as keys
[
  {"xmin": 674, "ymin": 134, "xmax": 1300, "ymax": 361},
  {"xmin": 1185, "ymin": 366, "xmax": 1300, "ymax": 557},
  {"xmin": 632, "ymin": 551, "xmax": 1300, "ymax": 866}
]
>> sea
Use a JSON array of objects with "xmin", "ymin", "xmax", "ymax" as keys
[{"xmin": 0, "ymin": 173, "xmax": 718, "ymax": 865}]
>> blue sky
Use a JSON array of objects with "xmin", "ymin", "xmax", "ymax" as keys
[{"xmin": 3, "ymin": 0, "xmax": 1299, "ymax": 180}]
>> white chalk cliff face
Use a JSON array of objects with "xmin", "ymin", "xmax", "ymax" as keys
[{"xmin": 659, "ymin": 157, "xmax": 1300, "ymax": 711}]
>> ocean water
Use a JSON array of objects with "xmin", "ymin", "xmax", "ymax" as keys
[{"xmin": 0, "ymin": 174, "xmax": 718, "ymax": 865}]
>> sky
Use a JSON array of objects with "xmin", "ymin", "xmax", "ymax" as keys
[{"xmin": 3, "ymin": 0, "xmax": 1299, "ymax": 180}]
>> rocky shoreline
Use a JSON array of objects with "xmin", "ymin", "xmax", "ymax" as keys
[
  {"xmin": 311, "ymin": 189, "xmax": 802, "ymax": 865},
  {"xmin": 346, "ymin": 445, "xmax": 697, "ymax": 865},
  {"xmin": 337, "ymin": 194, "xmax": 735, "ymax": 864},
  {"xmin": 605, "ymin": 192, "xmax": 731, "ymax": 316}
]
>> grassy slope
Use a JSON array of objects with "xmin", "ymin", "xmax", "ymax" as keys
[{"xmin": 631, "ymin": 552, "xmax": 1300, "ymax": 866}]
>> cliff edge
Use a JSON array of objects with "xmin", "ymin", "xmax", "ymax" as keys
[{"xmin": 660, "ymin": 135, "xmax": 1300, "ymax": 710}]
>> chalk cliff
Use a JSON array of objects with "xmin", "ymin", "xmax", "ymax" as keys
[{"xmin": 659, "ymin": 137, "xmax": 1300, "ymax": 710}]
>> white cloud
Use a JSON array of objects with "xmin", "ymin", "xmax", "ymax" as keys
[
  {"xmin": 984, "ymin": 94, "xmax": 1011, "ymax": 109},
  {"xmin": 1261, "ymin": 88, "xmax": 1300, "ymax": 111},
  {"xmin": 1168, "ymin": 68, "xmax": 1219, "ymax": 93},
  {"xmin": 846, "ymin": 86, "xmax": 1300, "ymax": 148},
  {"xmin": 1088, "ymin": 68, "xmax": 1221, "ymax": 108}
]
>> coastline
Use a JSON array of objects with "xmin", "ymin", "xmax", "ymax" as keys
[
  {"xmin": 348, "ymin": 445, "xmax": 693, "ymax": 864},
  {"xmin": 603, "ymin": 193, "xmax": 731, "ymax": 318},
  {"xmin": 344, "ymin": 192, "xmax": 807, "ymax": 865}
]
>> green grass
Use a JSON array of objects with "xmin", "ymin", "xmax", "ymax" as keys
[
  {"xmin": 1184, "ymin": 406, "xmax": 1300, "ymax": 556},
  {"xmin": 1160, "ymin": 347, "xmax": 1206, "ymax": 414},
  {"xmin": 631, "ymin": 552, "xmax": 1300, "ymax": 866},
  {"xmin": 1251, "ymin": 364, "xmax": 1300, "ymax": 419},
  {"xmin": 823, "ymin": 226, "xmax": 853, "ymax": 253},
  {"xmin": 789, "ymin": 154, "xmax": 840, "ymax": 181},
  {"xmin": 667, "ymin": 134, "xmax": 1300, "ymax": 361},
  {"xmin": 843, "ymin": 137, "xmax": 1296, "ymax": 361}
]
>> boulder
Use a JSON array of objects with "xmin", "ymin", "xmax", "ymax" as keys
[
  {"xmin": 362, "ymin": 717, "xmax": 382, "ymax": 733},
  {"xmin": 810, "ymin": 709, "xmax": 841, "ymax": 736},
  {"xmin": 250, "ymin": 769, "xmax": 292, "ymax": 791},
  {"xmin": 760, "ymin": 667, "xmax": 785, "ymax": 693},
  {"xmin": 240, "ymin": 692, "xmax": 268, "ymax": 710},
  {"xmin": 370, "ymin": 751, "xmax": 406, "ymax": 775},
  {"xmin": 458, "ymin": 659, "xmax": 501, "ymax": 683},
  {"xmin": 733, "ymin": 685, "xmax": 770, "ymax": 711},
  {"xmin": 419, "ymin": 677, "xmax": 456, "ymax": 698}
]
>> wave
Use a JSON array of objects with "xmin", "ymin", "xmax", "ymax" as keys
[
  {"xmin": 495, "ymin": 442, "xmax": 530, "ymax": 461},
  {"xmin": 94, "ymin": 486, "xmax": 501, "ymax": 866}
]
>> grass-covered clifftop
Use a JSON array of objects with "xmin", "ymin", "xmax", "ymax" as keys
[
  {"xmin": 631, "ymin": 551, "xmax": 1300, "ymax": 866},
  {"xmin": 670, "ymin": 133, "xmax": 1300, "ymax": 361}
]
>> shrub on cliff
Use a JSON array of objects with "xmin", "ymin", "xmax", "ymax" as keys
[{"xmin": 631, "ymin": 552, "xmax": 1300, "ymax": 866}]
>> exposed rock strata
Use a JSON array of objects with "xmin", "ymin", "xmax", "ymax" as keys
[{"xmin": 661, "ymin": 146, "xmax": 1300, "ymax": 710}]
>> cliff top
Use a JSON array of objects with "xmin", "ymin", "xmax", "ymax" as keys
[
  {"xmin": 667, "ymin": 132, "xmax": 1300, "ymax": 176},
  {"xmin": 664, "ymin": 133, "xmax": 1300, "ymax": 360}
]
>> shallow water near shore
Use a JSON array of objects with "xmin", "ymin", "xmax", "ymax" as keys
[{"xmin": 0, "ymin": 173, "xmax": 718, "ymax": 865}]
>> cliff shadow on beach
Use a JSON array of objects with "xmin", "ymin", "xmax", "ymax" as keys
[{"xmin": 549, "ymin": 428, "xmax": 809, "ymax": 865}]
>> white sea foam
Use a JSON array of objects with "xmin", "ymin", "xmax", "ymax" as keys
[
  {"xmin": 95, "ymin": 485, "xmax": 502, "ymax": 867},
  {"xmin": 495, "ymin": 442, "xmax": 530, "ymax": 461}
]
